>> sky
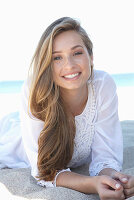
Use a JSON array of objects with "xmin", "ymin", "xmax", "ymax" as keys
[{"xmin": 0, "ymin": 0, "xmax": 134, "ymax": 81}]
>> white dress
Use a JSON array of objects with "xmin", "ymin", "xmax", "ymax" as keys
[{"xmin": 0, "ymin": 70, "xmax": 123, "ymax": 188}]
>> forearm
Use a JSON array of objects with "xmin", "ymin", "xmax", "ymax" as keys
[{"xmin": 56, "ymin": 171, "xmax": 97, "ymax": 194}]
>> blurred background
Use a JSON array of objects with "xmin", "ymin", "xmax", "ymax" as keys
[{"xmin": 0, "ymin": 0, "xmax": 134, "ymax": 120}]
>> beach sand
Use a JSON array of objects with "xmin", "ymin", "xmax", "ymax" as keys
[
  {"xmin": 0, "ymin": 87, "xmax": 134, "ymax": 200},
  {"xmin": 0, "ymin": 120, "xmax": 134, "ymax": 200}
]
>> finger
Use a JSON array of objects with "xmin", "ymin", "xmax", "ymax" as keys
[
  {"xmin": 121, "ymin": 194, "xmax": 126, "ymax": 200},
  {"xmin": 101, "ymin": 187, "xmax": 125, "ymax": 200},
  {"xmin": 113, "ymin": 171, "xmax": 129, "ymax": 184},
  {"xmin": 100, "ymin": 176, "xmax": 125, "ymax": 199},
  {"xmin": 124, "ymin": 187, "xmax": 134, "ymax": 198},
  {"xmin": 122, "ymin": 176, "xmax": 134, "ymax": 189},
  {"xmin": 103, "ymin": 176, "xmax": 122, "ymax": 190},
  {"xmin": 120, "ymin": 177, "xmax": 128, "ymax": 184}
]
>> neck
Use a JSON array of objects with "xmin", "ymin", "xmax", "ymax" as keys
[{"xmin": 60, "ymin": 84, "xmax": 88, "ymax": 116}]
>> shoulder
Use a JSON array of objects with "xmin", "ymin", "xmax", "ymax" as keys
[
  {"xmin": 89, "ymin": 70, "xmax": 117, "ymax": 109},
  {"xmin": 91, "ymin": 69, "xmax": 117, "ymax": 92},
  {"xmin": 92, "ymin": 69, "xmax": 115, "ymax": 84}
]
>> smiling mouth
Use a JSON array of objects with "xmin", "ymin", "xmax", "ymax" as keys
[{"xmin": 63, "ymin": 72, "xmax": 81, "ymax": 79}]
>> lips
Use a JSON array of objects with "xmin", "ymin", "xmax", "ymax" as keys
[
  {"xmin": 64, "ymin": 72, "xmax": 79, "ymax": 78},
  {"xmin": 62, "ymin": 72, "xmax": 81, "ymax": 80},
  {"xmin": 62, "ymin": 72, "xmax": 81, "ymax": 77}
]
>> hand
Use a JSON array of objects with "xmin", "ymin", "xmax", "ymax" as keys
[
  {"xmin": 111, "ymin": 171, "xmax": 134, "ymax": 199},
  {"xmin": 95, "ymin": 175, "xmax": 125, "ymax": 200}
]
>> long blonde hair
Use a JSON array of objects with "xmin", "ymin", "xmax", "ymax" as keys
[{"xmin": 28, "ymin": 17, "xmax": 93, "ymax": 181}]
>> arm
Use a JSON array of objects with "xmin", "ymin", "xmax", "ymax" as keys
[
  {"xmin": 19, "ymin": 81, "xmax": 98, "ymax": 191},
  {"xmin": 56, "ymin": 170, "xmax": 126, "ymax": 199},
  {"xmin": 56, "ymin": 171, "xmax": 97, "ymax": 194},
  {"xmin": 20, "ymin": 80, "xmax": 44, "ymax": 179},
  {"xmin": 89, "ymin": 72, "xmax": 123, "ymax": 177},
  {"xmin": 20, "ymin": 79, "xmax": 125, "ymax": 198},
  {"xmin": 20, "ymin": 80, "xmax": 71, "ymax": 187},
  {"xmin": 98, "ymin": 168, "xmax": 117, "ymax": 177}
]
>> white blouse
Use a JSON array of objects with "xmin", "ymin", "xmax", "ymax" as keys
[{"xmin": 0, "ymin": 70, "xmax": 123, "ymax": 188}]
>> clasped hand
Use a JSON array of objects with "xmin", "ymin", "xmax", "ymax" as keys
[
  {"xmin": 112, "ymin": 171, "xmax": 134, "ymax": 199},
  {"xmin": 96, "ymin": 171, "xmax": 134, "ymax": 200}
]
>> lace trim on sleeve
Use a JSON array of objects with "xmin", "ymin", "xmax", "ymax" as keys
[
  {"xmin": 89, "ymin": 160, "xmax": 122, "ymax": 176},
  {"xmin": 53, "ymin": 168, "xmax": 71, "ymax": 187},
  {"xmin": 37, "ymin": 168, "xmax": 71, "ymax": 188},
  {"xmin": 37, "ymin": 180, "xmax": 54, "ymax": 187}
]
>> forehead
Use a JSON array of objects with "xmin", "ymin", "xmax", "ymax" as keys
[{"xmin": 52, "ymin": 30, "xmax": 84, "ymax": 50}]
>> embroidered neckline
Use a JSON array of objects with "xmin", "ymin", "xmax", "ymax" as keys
[
  {"xmin": 75, "ymin": 81, "xmax": 91, "ymax": 119},
  {"xmin": 67, "ymin": 81, "xmax": 96, "ymax": 168}
]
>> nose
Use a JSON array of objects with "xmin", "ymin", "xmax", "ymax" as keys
[{"xmin": 64, "ymin": 55, "xmax": 75, "ymax": 68}]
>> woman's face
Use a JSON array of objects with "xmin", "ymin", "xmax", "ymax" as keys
[{"xmin": 52, "ymin": 30, "xmax": 93, "ymax": 91}]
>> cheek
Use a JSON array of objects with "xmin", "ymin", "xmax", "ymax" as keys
[
  {"xmin": 79, "ymin": 53, "xmax": 90, "ymax": 65},
  {"xmin": 82, "ymin": 57, "xmax": 91, "ymax": 71},
  {"xmin": 82, "ymin": 58, "xmax": 92, "ymax": 77}
]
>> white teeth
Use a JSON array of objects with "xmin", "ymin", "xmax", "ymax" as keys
[{"xmin": 64, "ymin": 73, "xmax": 79, "ymax": 78}]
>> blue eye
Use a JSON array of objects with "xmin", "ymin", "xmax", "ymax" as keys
[
  {"xmin": 53, "ymin": 56, "xmax": 62, "ymax": 60},
  {"xmin": 74, "ymin": 52, "xmax": 83, "ymax": 56}
]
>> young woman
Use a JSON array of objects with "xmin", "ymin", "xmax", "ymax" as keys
[{"xmin": 0, "ymin": 17, "xmax": 134, "ymax": 199}]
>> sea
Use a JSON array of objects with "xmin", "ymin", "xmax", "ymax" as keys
[{"xmin": 0, "ymin": 73, "xmax": 134, "ymax": 121}]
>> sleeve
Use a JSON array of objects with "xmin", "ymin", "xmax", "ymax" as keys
[
  {"xmin": 89, "ymin": 73, "xmax": 123, "ymax": 176},
  {"xmin": 20, "ymin": 80, "xmax": 71, "ymax": 187}
]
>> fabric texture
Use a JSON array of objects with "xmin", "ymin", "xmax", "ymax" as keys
[
  {"xmin": 0, "ymin": 70, "xmax": 123, "ymax": 188},
  {"xmin": 20, "ymin": 70, "xmax": 123, "ymax": 186},
  {"xmin": 0, "ymin": 120, "xmax": 134, "ymax": 199}
]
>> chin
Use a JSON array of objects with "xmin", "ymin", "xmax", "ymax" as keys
[{"xmin": 60, "ymin": 84, "xmax": 82, "ymax": 90}]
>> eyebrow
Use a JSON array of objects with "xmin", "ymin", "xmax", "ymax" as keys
[{"xmin": 52, "ymin": 45, "xmax": 83, "ymax": 54}]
